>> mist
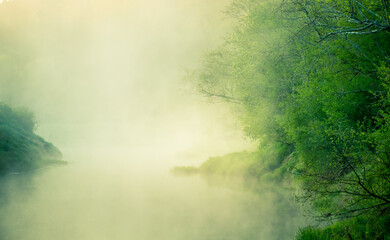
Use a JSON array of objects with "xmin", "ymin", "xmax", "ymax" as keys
[
  {"xmin": 0, "ymin": 0, "xmax": 248, "ymax": 158},
  {"xmin": 0, "ymin": 0, "xmax": 303, "ymax": 239}
]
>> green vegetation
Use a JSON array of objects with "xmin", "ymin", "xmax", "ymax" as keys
[
  {"xmin": 187, "ymin": 0, "xmax": 390, "ymax": 238},
  {"xmin": 173, "ymin": 150, "xmax": 297, "ymax": 192},
  {"xmin": 0, "ymin": 103, "xmax": 62, "ymax": 174},
  {"xmin": 197, "ymin": 149, "xmax": 295, "ymax": 183},
  {"xmin": 296, "ymin": 214, "xmax": 390, "ymax": 240},
  {"xmin": 172, "ymin": 151, "xmax": 259, "ymax": 181},
  {"xmin": 0, "ymin": 2, "xmax": 63, "ymax": 175},
  {"xmin": 199, "ymin": 151, "xmax": 257, "ymax": 178}
]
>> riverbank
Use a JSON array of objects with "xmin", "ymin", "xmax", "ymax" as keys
[
  {"xmin": 172, "ymin": 149, "xmax": 390, "ymax": 239},
  {"xmin": 0, "ymin": 103, "xmax": 63, "ymax": 175}
]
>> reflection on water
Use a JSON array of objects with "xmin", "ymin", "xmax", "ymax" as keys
[{"xmin": 0, "ymin": 149, "xmax": 302, "ymax": 240}]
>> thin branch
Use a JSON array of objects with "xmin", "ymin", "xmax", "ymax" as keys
[{"xmin": 199, "ymin": 88, "xmax": 241, "ymax": 104}]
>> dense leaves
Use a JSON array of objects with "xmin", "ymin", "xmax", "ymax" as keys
[
  {"xmin": 0, "ymin": 103, "xmax": 62, "ymax": 174},
  {"xmin": 190, "ymin": 0, "xmax": 390, "ymax": 237}
]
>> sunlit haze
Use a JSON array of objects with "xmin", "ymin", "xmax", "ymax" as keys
[{"xmin": 0, "ymin": 0, "xmax": 305, "ymax": 239}]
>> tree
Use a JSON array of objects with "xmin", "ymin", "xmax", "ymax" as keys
[
  {"xmin": 191, "ymin": 0, "xmax": 390, "ymax": 225},
  {"xmin": 280, "ymin": 0, "xmax": 390, "ymax": 221}
]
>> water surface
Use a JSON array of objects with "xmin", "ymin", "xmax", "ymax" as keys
[{"xmin": 0, "ymin": 148, "xmax": 301, "ymax": 240}]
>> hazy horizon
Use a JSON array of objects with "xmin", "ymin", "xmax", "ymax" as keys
[
  {"xmin": 0, "ymin": 0, "xmax": 254, "ymax": 166},
  {"xmin": 0, "ymin": 1, "xmax": 304, "ymax": 239}
]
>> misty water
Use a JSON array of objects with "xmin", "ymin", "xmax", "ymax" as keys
[
  {"xmin": 0, "ymin": 0, "xmax": 304, "ymax": 239},
  {"xmin": 0, "ymin": 147, "xmax": 301, "ymax": 240}
]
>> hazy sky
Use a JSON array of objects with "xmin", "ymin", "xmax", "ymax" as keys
[
  {"xmin": 0, "ymin": 0, "xmax": 252, "ymax": 163},
  {"xmin": 0, "ymin": 3, "xmax": 304, "ymax": 240}
]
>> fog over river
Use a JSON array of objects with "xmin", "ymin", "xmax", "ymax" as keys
[
  {"xmin": 0, "ymin": 0, "xmax": 303, "ymax": 239},
  {"xmin": 0, "ymin": 147, "xmax": 302, "ymax": 240}
]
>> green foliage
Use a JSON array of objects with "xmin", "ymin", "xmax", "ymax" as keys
[
  {"xmin": 0, "ymin": 102, "xmax": 62, "ymax": 174},
  {"xmin": 199, "ymin": 151, "xmax": 258, "ymax": 178},
  {"xmin": 0, "ymin": 103, "xmax": 37, "ymax": 133},
  {"xmin": 296, "ymin": 227, "xmax": 333, "ymax": 240},
  {"xmin": 296, "ymin": 214, "xmax": 390, "ymax": 240},
  {"xmin": 192, "ymin": 145, "xmax": 297, "ymax": 185},
  {"xmin": 190, "ymin": 0, "xmax": 390, "ymax": 237}
]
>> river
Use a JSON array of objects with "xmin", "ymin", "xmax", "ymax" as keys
[{"xmin": 0, "ymin": 147, "xmax": 302, "ymax": 240}]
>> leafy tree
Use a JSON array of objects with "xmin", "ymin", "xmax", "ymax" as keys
[{"xmin": 190, "ymin": 0, "xmax": 390, "ymax": 231}]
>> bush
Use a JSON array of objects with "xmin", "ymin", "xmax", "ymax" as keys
[
  {"xmin": 0, "ymin": 102, "xmax": 62, "ymax": 174},
  {"xmin": 0, "ymin": 103, "xmax": 36, "ymax": 133}
]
